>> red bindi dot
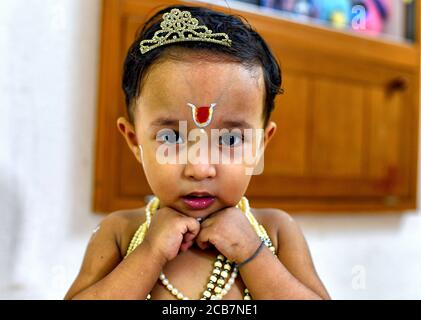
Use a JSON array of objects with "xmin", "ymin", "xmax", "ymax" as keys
[{"xmin": 195, "ymin": 106, "xmax": 210, "ymax": 124}]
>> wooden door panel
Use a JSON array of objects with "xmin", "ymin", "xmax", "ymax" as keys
[
  {"xmin": 264, "ymin": 72, "xmax": 309, "ymax": 176},
  {"xmin": 310, "ymin": 78, "xmax": 365, "ymax": 178},
  {"xmin": 367, "ymin": 78, "xmax": 412, "ymax": 196}
]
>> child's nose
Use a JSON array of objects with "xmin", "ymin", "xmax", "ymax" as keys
[{"xmin": 183, "ymin": 160, "xmax": 216, "ymax": 181}]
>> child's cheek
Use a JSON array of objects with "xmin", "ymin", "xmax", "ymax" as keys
[
  {"xmin": 143, "ymin": 163, "xmax": 183, "ymax": 200},
  {"xmin": 217, "ymin": 164, "xmax": 251, "ymax": 196}
]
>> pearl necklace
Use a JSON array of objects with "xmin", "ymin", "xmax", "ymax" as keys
[{"xmin": 124, "ymin": 196, "xmax": 276, "ymax": 300}]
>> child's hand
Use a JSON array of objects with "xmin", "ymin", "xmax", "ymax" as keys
[
  {"xmin": 195, "ymin": 207, "xmax": 262, "ymax": 264},
  {"xmin": 143, "ymin": 207, "xmax": 201, "ymax": 265}
]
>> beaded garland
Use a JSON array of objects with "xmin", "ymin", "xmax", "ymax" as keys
[{"xmin": 124, "ymin": 195, "xmax": 276, "ymax": 300}]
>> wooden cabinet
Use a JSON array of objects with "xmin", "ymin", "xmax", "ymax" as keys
[{"xmin": 93, "ymin": 0, "xmax": 420, "ymax": 212}]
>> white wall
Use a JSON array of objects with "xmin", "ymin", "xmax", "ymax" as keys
[
  {"xmin": 0, "ymin": 0, "xmax": 420, "ymax": 299},
  {"xmin": 0, "ymin": 0, "xmax": 103, "ymax": 299}
]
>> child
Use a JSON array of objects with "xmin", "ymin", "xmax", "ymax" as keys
[{"xmin": 64, "ymin": 5, "xmax": 330, "ymax": 300}]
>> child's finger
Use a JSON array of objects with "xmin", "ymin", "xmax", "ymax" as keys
[
  {"xmin": 195, "ymin": 228, "xmax": 211, "ymax": 250},
  {"xmin": 196, "ymin": 240, "xmax": 210, "ymax": 250},
  {"xmin": 183, "ymin": 232, "xmax": 197, "ymax": 243},
  {"xmin": 183, "ymin": 217, "xmax": 201, "ymax": 238},
  {"xmin": 180, "ymin": 240, "xmax": 194, "ymax": 252}
]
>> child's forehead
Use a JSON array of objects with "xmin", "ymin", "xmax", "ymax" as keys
[{"xmin": 140, "ymin": 59, "xmax": 264, "ymax": 114}]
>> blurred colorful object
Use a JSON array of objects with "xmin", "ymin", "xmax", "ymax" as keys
[
  {"xmin": 313, "ymin": 0, "xmax": 352, "ymax": 28},
  {"xmin": 351, "ymin": 0, "xmax": 390, "ymax": 35},
  {"xmin": 260, "ymin": 0, "xmax": 318, "ymax": 17},
  {"xmin": 261, "ymin": 0, "xmax": 352, "ymax": 28},
  {"xmin": 260, "ymin": 0, "xmax": 392, "ymax": 33}
]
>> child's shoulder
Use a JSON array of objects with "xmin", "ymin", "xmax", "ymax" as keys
[
  {"xmin": 252, "ymin": 207, "xmax": 293, "ymax": 224},
  {"xmin": 101, "ymin": 207, "xmax": 147, "ymax": 258},
  {"xmin": 251, "ymin": 207, "xmax": 298, "ymax": 252}
]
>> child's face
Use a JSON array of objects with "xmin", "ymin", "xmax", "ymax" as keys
[{"xmin": 118, "ymin": 55, "xmax": 276, "ymax": 219}]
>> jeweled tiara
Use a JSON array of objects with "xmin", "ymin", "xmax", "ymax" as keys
[{"xmin": 139, "ymin": 8, "xmax": 232, "ymax": 54}]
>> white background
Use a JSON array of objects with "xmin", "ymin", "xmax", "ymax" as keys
[{"xmin": 0, "ymin": 0, "xmax": 420, "ymax": 299}]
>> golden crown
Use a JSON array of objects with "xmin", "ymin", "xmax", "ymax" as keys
[{"xmin": 139, "ymin": 8, "xmax": 232, "ymax": 54}]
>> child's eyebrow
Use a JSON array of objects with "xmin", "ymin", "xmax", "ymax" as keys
[
  {"xmin": 150, "ymin": 117, "xmax": 181, "ymax": 127},
  {"xmin": 220, "ymin": 120, "xmax": 254, "ymax": 129},
  {"xmin": 149, "ymin": 118, "xmax": 254, "ymax": 129}
]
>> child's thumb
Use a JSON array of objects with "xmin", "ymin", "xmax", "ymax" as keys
[{"xmin": 184, "ymin": 217, "xmax": 201, "ymax": 238}]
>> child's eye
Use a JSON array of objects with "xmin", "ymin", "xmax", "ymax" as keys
[
  {"xmin": 156, "ymin": 129, "xmax": 184, "ymax": 145},
  {"xmin": 219, "ymin": 133, "xmax": 244, "ymax": 147}
]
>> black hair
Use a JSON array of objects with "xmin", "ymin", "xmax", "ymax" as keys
[{"xmin": 122, "ymin": 4, "xmax": 283, "ymax": 128}]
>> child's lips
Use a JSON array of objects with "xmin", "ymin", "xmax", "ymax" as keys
[{"xmin": 181, "ymin": 195, "xmax": 216, "ymax": 210}]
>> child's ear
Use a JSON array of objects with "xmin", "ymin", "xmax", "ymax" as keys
[
  {"xmin": 263, "ymin": 121, "xmax": 277, "ymax": 151},
  {"xmin": 116, "ymin": 117, "xmax": 142, "ymax": 163}
]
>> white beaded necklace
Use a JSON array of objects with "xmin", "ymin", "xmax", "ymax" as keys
[{"xmin": 124, "ymin": 196, "xmax": 276, "ymax": 300}]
